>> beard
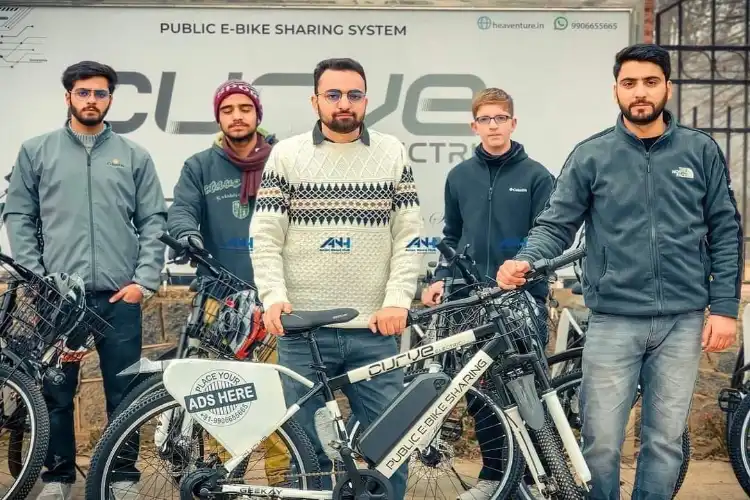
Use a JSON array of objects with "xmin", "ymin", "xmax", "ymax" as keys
[
  {"xmin": 319, "ymin": 106, "xmax": 364, "ymax": 134},
  {"xmin": 69, "ymin": 103, "xmax": 110, "ymax": 127},
  {"xmin": 224, "ymin": 129, "xmax": 256, "ymax": 145},
  {"xmin": 619, "ymin": 94, "xmax": 667, "ymax": 125},
  {"xmin": 221, "ymin": 121, "xmax": 257, "ymax": 145}
]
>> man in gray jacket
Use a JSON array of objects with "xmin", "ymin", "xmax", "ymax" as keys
[
  {"xmin": 497, "ymin": 44, "xmax": 743, "ymax": 499},
  {"xmin": 3, "ymin": 60, "xmax": 167, "ymax": 500}
]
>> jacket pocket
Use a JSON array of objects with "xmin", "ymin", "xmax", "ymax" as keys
[
  {"xmin": 599, "ymin": 247, "xmax": 609, "ymax": 280},
  {"xmin": 699, "ymin": 237, "xmax": 711, "ymax": 283}
]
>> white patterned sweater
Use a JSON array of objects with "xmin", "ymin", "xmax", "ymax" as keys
[{"xmin": 249, "ymin": 126, "xmax": 424, "ymax": 329}]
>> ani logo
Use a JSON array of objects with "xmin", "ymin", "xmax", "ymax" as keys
[
  {"xmin": 233, "ymin": 200, "xmax": 251, "ymax": 219},
  {"xmin": 184, "ymin": 369, "xmax": 258, "ymax": 427}
]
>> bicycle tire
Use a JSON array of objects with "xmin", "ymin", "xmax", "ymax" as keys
[
  {"xmin": 550, "ymin": 370, "xmax": 690, "ymax": 498},
  {"xmin": 110, "ymin": 372, "xmax": 164, "ymax": 422},
  {"xmin": 85, "ymin": 387, "xmax": 323, "ymax": 499},
  {"xmin": 532, "ymin": 417, "xmax": 584, "ymax": 499},
  {"xmin": 727, "ymin": 389, "xmax": 750, "ymax": 496},
  {"xmin": 0, "ymin": 364, "xmax": 50, "ymax": 500}
]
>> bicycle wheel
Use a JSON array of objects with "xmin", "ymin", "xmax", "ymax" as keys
[
  {"xmin": 550, "ymin": 370, "xmax": 690, "ymax": 498},
  {"xmin": 110, "ymin": 372, "xmax": 164, "ymax": 422},
  {"xmin": 727, "ymin": 389, "xmax": 750, "ymax": 495},
  {"xmin": 0, "ymin": 364, "xmax": 50, "ymax": 500},
  {"xmin": 346, "ymin": 374, "xmax": 525, "ymax": 500},
  {"xmin": 85, "ymin": 387, "xmax": 322, "ymax": 499}
]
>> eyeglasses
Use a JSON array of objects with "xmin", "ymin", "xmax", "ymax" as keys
[
  {"xmin": 317, "ymin": 89, "xmax": 366, "ymax": 104},
  {"xmin": 475, "ymin": 115, "xmax": 512, "ymax": 126},
  {"xmin": 71, "ymin": 88, "xmax": 111, "ymax": 101}
]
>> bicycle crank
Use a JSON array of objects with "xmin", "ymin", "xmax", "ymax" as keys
[
  {"xmin": 179, "ymin": 467, "xmax": 222, "ymax": 500},
  {"xmin": 332, "ymin": 470, "xmax": 394, "ymax": 500}
]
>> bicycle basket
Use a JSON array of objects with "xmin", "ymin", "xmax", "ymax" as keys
[
  {"xmin": 0, "ymin": 272, "xmax": 112, "ymax": 365},
  {"xmin": 190, "ymin": 271, "xmax": 275, "ymax": 362},
  {"xmin": 421, "ymin": 284, "xmax": 544, "ymax": 354}
]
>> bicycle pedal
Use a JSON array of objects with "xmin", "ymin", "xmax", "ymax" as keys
[{"xmin": 718, "ymin": 388, "xmax": 743, "ymax": 413}]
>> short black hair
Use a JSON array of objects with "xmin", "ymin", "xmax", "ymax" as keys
[
  {"xmin": 613, "ymin": 43, "xmax": 671, "ymax": 81},
  {"xmin": 62, "ymin": 61, "xmax": 118, "ymax": 94},
  {"xmin": 313, "ymin": 58, "xmax": 367, "ymax": 94}
]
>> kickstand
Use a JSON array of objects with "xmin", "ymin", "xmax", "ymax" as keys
[{"xmin": 75, "ymin": 462, "xmax": 87, "ymax": 479}]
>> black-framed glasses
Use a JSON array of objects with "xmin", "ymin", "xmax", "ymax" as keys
[
  {"xmin": 317, "ymin": 89, "xmax": 366, "ymax": 104},
  {"xmin": 475, "ymin": 115, "xmax": 511, "ymax": 126},
  {"xmin": 71, "ymin": 88, "xmax": 111, "ymax": 101}
]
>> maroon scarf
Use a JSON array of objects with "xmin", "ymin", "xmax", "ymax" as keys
[{"xmin": 222, "ymin": 134, "xmax": 272, "ymax": 205}]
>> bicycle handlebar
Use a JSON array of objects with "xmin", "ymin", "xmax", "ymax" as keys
[
  {"xmin": 0, "ymin": 252, "xmax": 37, "ymax": 283},
  {"xmin": 436, "ymin": 239, "xmax": 479, "ymax": 286},
  {"xmin": 158, "ymin": 232, "xmax": 224, "ymax": 278},
  {"xmin": 408, "ymin": 246, "xmax": 586, "ymax": 325}
]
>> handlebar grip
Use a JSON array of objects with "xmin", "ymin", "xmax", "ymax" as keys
[
  {"xmin": 529, "ymin": 246, "xmax": 587, "ymax": 276},
  {"xmin": 436, "ymin": 239, "xmax": 457, "ymax": 260},
  {"xmin": 158, "ymin": 232, "xmax": 183, "ymax": 251},
  {"xmin": 548, "ymin": 246, "xmax": 586, "ymax": 270}
]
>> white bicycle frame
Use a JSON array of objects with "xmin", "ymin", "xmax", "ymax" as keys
[
  {"xmin": 160, "ymin": 323, "xmax": 592, "ymax": 499},
  {"xmin": 550, "ymin": 308, "xmax": 586, "ymax": 379}
]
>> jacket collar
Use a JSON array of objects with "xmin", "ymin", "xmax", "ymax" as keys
[
  {"xmin": 312, "ymin": 120, "xmax": 370, "ymax": 146},
  {"xmin": 63, "ymin": 119, "xmax": 113, "ymax": 143}
]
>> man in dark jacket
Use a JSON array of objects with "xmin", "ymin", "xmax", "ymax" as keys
[
  {"xmin": 497, "ymin": 44, "xmax": 743, "ymax": 499},
  {"xmin": 4, "ymin": 61, "xmax": 167, "ymax": 500},
  {"xmin": 168, "ymin": 79, "xmax": 277, "ymax": 284},
  {"xmin": 166, "ymin": 79, "xmax": 288, "ymax": 484},
  {"xmin": 423, "ymin": 87, "xmax": 554, "ymax": 323},
  {"xmin": 422, "ymin": 87, "xmax": 554, "ymax": 500}
]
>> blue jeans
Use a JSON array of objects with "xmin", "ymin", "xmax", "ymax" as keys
[
  {"xmin": 41, "ymin": 293, "xmax": 143, "ymax": 484},
  {"xmin": 580, "ymin": 310, "xmax": 703, "ymax": 500},
  {"xmin": 277, "ymin": 328, "xmax": 408, "ymax": 499}
]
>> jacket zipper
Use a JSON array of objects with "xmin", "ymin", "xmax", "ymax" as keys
[
  {"xmin": 485, "ymin": 169, "xmax": 500, "ymax": 279},
  {"xmin": 86, "ymin": 153, "xmax": 97, "ymax": 291},
  {"xmin": 645, "ymin": 151, "xmax": 663, "ymax": 314}
]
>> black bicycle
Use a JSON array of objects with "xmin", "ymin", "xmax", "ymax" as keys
[
  {"xmin": 718, "ymin": 323, "xmax": 750, "ymax": 496},
  {"xmin": 0, "ymin": 252, "xmax": 112, "ymax": 499}
]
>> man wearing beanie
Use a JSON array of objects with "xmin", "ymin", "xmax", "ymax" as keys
[
  {"xmin": 166, "ymin": 79, "xmax": 290, "ymax": 484},
  {"xmin": 169, "ymin": 79, "xmax": 277, "ymax": 284}
]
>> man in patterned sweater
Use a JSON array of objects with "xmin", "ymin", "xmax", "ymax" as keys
[{"xmin": 250, "ymin": 57, "xmax": 423, "ymax": 499}]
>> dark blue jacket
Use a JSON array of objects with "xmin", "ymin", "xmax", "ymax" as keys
[
  {"xmin": 435, "ymin": 141, "xmax": 554, "ymax": 302},
  {"xmin": 167, "ymin": 132, "xmax": 277, "ymax": 285},
  {"xmin": 516, "ymin": 110, "xmax": 744, "ymax": 318}
]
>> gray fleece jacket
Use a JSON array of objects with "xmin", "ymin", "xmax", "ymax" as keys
[{"xmin": 3, "ymin": 122, "xmax": 167, "ymax": 292}]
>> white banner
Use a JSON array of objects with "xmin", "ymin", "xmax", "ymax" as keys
[{"xmin": 0, "ymin": 6, "xmax": 631, "ymax": 273}]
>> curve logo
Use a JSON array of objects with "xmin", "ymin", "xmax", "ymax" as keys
[
  {"xmin": 477, "ymin": 16, "xmax": 492, "ymax": 30},
  {"xmin": 184, "ymin": 369, "xmax": 257, "ymax": 427}
]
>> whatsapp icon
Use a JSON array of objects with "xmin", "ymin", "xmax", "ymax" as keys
[{"xmin": 554, "ymin": 16, "xmax": 569, "ymax": 30}]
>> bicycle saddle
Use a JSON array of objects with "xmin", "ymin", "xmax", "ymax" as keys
[
  {"xmin": 189, "ymin": 278, "xmax": 201, "ymax": 292},
  {"xmin": 280, "ymin": 308, "xmax": 359, "ymax": 332}
]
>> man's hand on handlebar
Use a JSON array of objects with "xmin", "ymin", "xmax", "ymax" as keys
[
  {"xmin": 496, "ymin": 259, "xmax": 531, "ymax": 290},
  {"xmin": 169, "ymin": 234, "xmax": 204, "ymax": 266},
  {"xmin": 264, "ymin": 301, "xmax": 293, "ymax": 336},
  {"xmin": 421, "ymin": 281, "xmax": 444, "ymax": 307},
  {"xmin": 369, "ymin": 307, "xmax": 408, "ymax": 336}
]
